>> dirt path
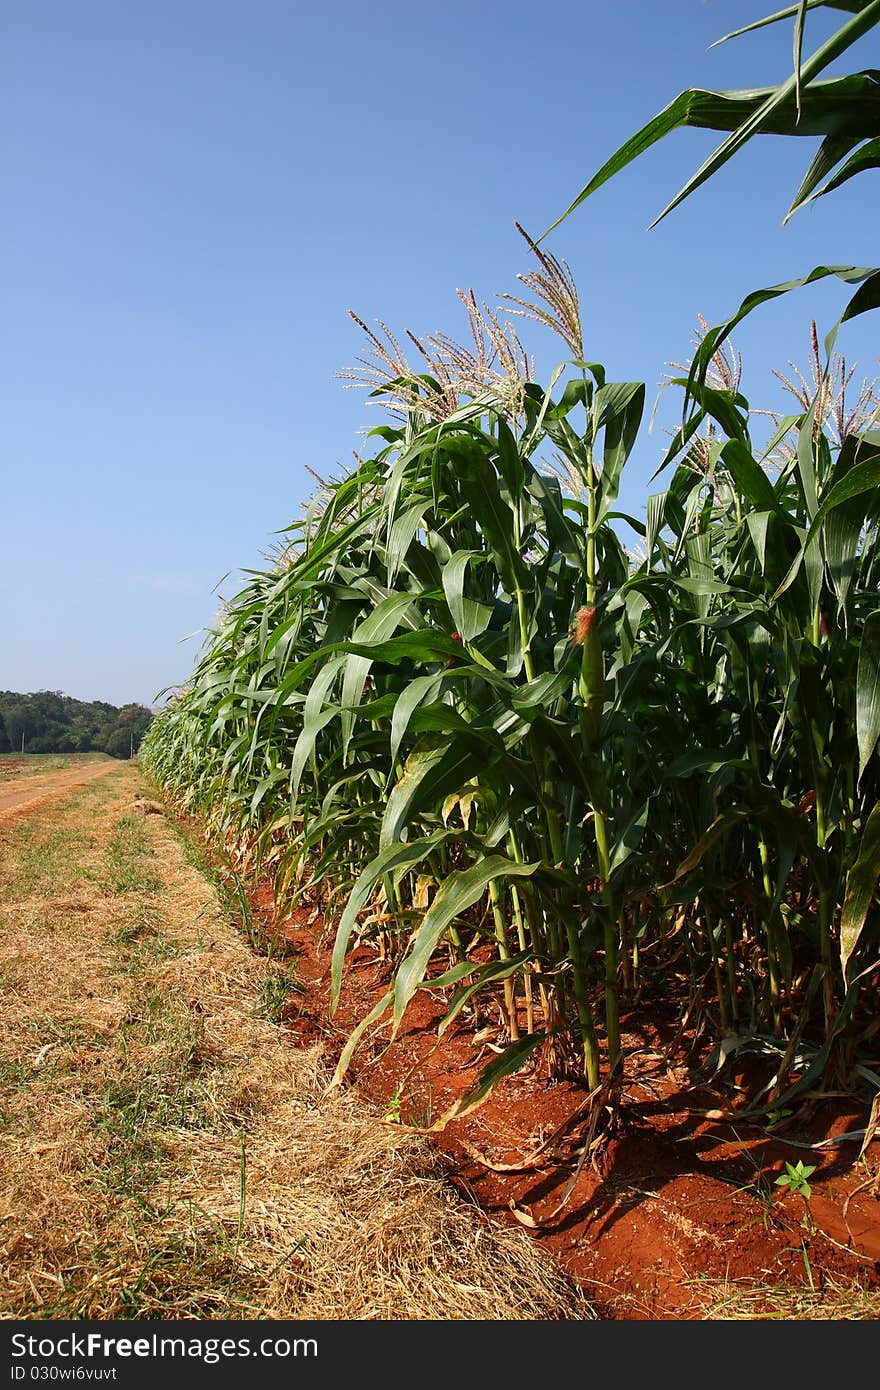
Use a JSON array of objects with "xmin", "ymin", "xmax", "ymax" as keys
[{"xmin": 0, "ymin": 760, "xmax": 121, "ymax": 820}]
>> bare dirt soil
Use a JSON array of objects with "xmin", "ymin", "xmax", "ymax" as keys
[
  {"xmin": 0, "ymin": 759, "xmax": 120, "ymax": 821},
  {"xmin": 241, "ymin": 883, "xmax": 880, "ymax": 1321}
]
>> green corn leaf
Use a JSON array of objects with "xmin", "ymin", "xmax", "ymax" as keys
[
  {"xmin": 824, "ymin": 497, "xmax": 863, "ymax": 618},
  {"xmin": 390, "ymin": 674, "xmax": 443, "ymax": 766},
  {"xmin": 408, "ymin": 706, "xmax": 477, "ymax": 739},
  {"xmin": 785, "ymin": 131, "xmax": 864, "ymax": 217},
  {"xmin": 839, "ymin": 266, "xmax": 880, "ymax": 327},
  {"xmin": 794, "ymin": 1, "xmax": 810, "ymax": 122},
  {"xmin": 380, "ymin": 734, "xmax": 508, "ymax": 850},
  {"xmin": 510, "ymin": 647, "xmax": 580, "ymax": 714},
  {"xmin": 671, "ymin": 807, "xmax": 755, "ymax": 882},
  {"xmin": 343, "ymin": 691, "xmax": 396, "ymax": 720},
  {"xmin": 449, "ymin": 440, "xmax": 531, "ymax": 594},
  {"xmin": 796, "ymin": 397, "xmax": 821, "ymax": 521},
  {"xmin": 249, "ymin": 768, "xmax": 287, "ymax": 816},
  {"xmin": 525, "ymin": 714, "xmax": 590, "ymax": 794},
  {"xmin": 594, "ymin": 382, "xmax": 645, "ymax": 524},
  {"xmin": 386, "ymin": 500, "xmax": 429, "ymax": 586},
  {"xmin": 293, "ymin": 502, "xmax": 383, "ymax": 583},
  {"xmin": 857, "ymin": 610, "xmax": 880, "ymax": 780},
  {"xmin": 670, "ymin": 577, "xmax": 732, "ymax": 597},
  {"xmin": 331, "ymin": 830, "xmax": 454, "ymax": 1011},
  {"xmin": 545, "ymin": 376, "xmax": 591, "ymax": 420},
  {"xmin": 392, "ymin": 857, "xmax": 540, "ymax": 1030},
  {"xmin": 760, "ymin": 413, "xmax": 803, "ymax": 464},
  {"xmin": 645, "ymin": 492, "xmax": 666, "ymax": 565},
  {"xmin": 665, "ymin": 378, "xmax": 751, "ymax": 446},
  {"xmin": 686, "ymin": 265, "xmax": 879, "ymax": 411},
  {"xmin": 525, "ymin": 470, "xmax": 586, "ymax": 567},
  {"xmin": 684, "ymin": 532, "xmax": 713, "ymax": 620},
  {"xmin": 519, "ymin": 363, "xmax": 567, "ymax": 455},
  {"xmin": 746, "ymin": 511, "xmax": 773, "ymax": 572},
  {"xmin": 646, "ymin": 44, "xmax": 880, "ymax": 230},
  {"xmin": 608, "ymin": 799, "xmax": 651, "ymax": 881},
  {"xmin": 495, "ymin": 417, "xmax": 526, "ymax": 502},
  {"xmin": 840, "ymin": 803, "xmax": 880, "ymax": 978},
  {"xmin": 421, "ymin": 960, "xmax": 484, "ymax": 990},
  {"xmin": 666, "ymin": 750, "xmax": 751, "ymax": 778},
  {"xmin": 803, "ymin": 523, "xmax": 825, "ymax": 618},
  {"xmin": 437, "ymin": 953, "xmax": 532, "ymax": 1036},
  {"xmin": 803, "ymin": 134, "xmax": 880, "ymax": 203},
  {"xmin": 381, "ymin": 743, "xmax": 453, "ymax": 850},
  {"xmin": 442, "ymin": 551, "xmax": 494, "ymax": 642},
  {"xmin": 544, "ymin": 56, "xmax": 880, "ymax": 239},
  {"xmin": 772, "ymin": 446, "xmax": 880, "ymax": 600},
  {"xmin": 719, "ymin": 439, "xmax": 782, "ymax": 513},
  {"xmin": 289, "ymin": 656, "xmax": 345, "ymax": 799},
  {"xmin": 341, "ymin": 630, "xmax": 459, "ymax": 664},
  {"xmin": 737, "ymin": 980, "xmax": 862, "ymax": 1119},
  {"xmin": 339, "ymin": 592, "xmax": 423, "ymax": 756},
  {"xmin": 709, "ymin": 4, "xmax": 869, "ymax": 50}
]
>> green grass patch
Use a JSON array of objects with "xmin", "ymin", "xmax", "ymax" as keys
[
  {"xmin": 256, "ymin": 965, "xmax": 306, "ymax": 1023},
  {"xmin": 2, "ymin": 826, "xmax": 97, "ymax": 900},
  {"xmin": 0, "ymin": 1060, "xmax": 36, "ymax": 1092},
  {"xmin": 91, "ymin": 1003, "xmax": 213, "ymax": 1198},
  {"xmin": 105, "ymin": 815, "xmax": 161, "ymax": 895}
]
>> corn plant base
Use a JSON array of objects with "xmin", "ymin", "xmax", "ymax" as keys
[{"xmin": 272, "ymin": 891, "xmax": 880, "ymax": 1321}]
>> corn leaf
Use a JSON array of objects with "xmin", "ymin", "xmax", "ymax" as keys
[
  {"xmin": 857, "ymin": 610, "xmax": 880, "ymax": 779},
  {"xmin": 331, "ymin": 831, "xmax": 454, "ymax": 1010},
  {"xmin": 392, "ymin": 857, "xmax": 539, "ymax": 1030},
  {"xmin": 840, "ymin": 802, "xmax": 880, "ymax": 978}
]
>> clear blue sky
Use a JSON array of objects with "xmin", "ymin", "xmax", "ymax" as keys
[{"xmin": 3, "ymin": 1, "xmax": 877, "ymax": 707}]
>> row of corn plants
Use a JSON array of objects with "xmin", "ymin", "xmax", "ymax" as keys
[{"xmin": 141, "ymin": 230, "xmax": 880, "ymax": 1124}]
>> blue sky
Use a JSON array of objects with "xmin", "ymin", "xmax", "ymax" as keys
[{"xmin": 3, "ymin": 1, "xmax": 878, "ymax": 707}]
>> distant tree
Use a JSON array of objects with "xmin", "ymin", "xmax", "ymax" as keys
[
  {"xmin": 1, "ymin": 699, "xmax": 30, "ymax": 753},
  {"xmin": 104, "ymin": 727, "xmax": 133, "ymax": 759},
  {"xmin": 114, "ymin": 704, "xmax": 153, "ymax": 753},
  {"xmin": 0, "ymin": 691, "xmax": 154, "ymax": 757}
]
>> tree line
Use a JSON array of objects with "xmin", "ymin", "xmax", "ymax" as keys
[{"xmin": 0, "ymin": 690, "xmax": 154, "ymax": 759}]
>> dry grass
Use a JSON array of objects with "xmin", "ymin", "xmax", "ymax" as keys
[
  {"xmin": 0, "ymin": 767, "xmax": 590, "ymax": 1320},
  {"xmin": 690, "ymin": 1271, "xmax": 880, "ymax": 1320}
]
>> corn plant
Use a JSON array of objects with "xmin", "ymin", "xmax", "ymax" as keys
[{"xmin": 142, "ymin": 234, "xmax": 880, "ymax": 1128}]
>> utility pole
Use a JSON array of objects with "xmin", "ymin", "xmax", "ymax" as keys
[{"xmin": 21, "ymin": 731, "xmax": 25, "ymax": 755}]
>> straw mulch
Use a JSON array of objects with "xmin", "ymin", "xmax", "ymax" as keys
[{"xmin": 0, "ymin": 768, "xmax": 591, "ymax": 1320}]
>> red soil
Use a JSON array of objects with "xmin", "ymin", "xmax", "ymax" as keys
[{"xmin": 246, "ymin": 885, "xmax": 880, "ymax": 1320}]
